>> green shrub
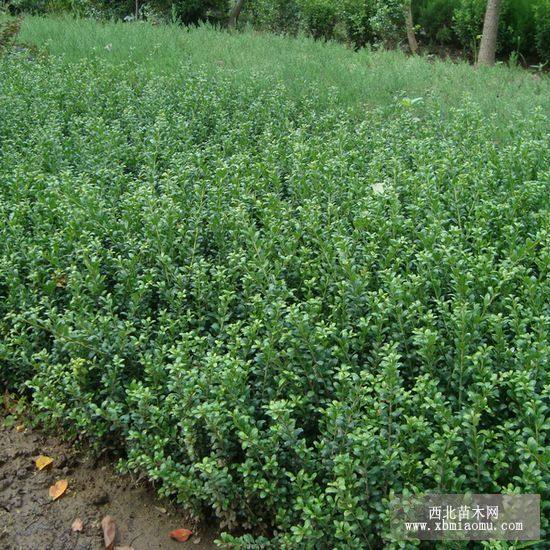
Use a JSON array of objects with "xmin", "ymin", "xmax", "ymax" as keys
[
  {"xmin": 451, "ymin": 0, "xmax": 550, "ymax": 60},
  {"xmin": 415, "ymin": 0, "xmax": 456, "ymax": 45},
  {"xmin": 534, "ymin": 0, "xmax": 550, "ymax": 61},
  {"xmin": 148, "ymin": 0, "xmax": 229, "ymax": 24},
  {"xmin": 335, "ymin": 0, "xmax": 376, "ymax": 48},
  {"xmin": 298, "ymin": 0, "xmax": 338, "ymax": 41},
  {"xmin": 3, "ymin": 0, "xmax": 47, "ymax": 14},
  {"xmin": 3, "ymin": 0, "xmax": 229, "ymax": 22},
  {"xmin": 1, "ymin": 23, "xmax": 549, "ymax": 547},
  {"xmin": 243, "ymin": 0, "xmax": 302, "ymax": 34},
  {"xmin": 0, "ymin": 15, "xmax": 21, "ymax": 48},
  {"xmin": 500, "ymin": 0, "xmax": 536, "ymax": 56},
  {"xmin": 452, "ymin": 0, "xmax": 485, "ymax": 54},
  {"xmin": 369, "ymin": 0, "xmax": 406, "ymax": 47}
]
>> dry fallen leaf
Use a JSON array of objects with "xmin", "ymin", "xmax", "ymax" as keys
[
  {"xmin": 35, "ymin": 455, "xmax": 54, "ymax": 471},
  {"xmin": 3, "ymin": 389, "xmax": 16, "ymax": 413},
  {"xmin": 170, "ymin": 528, "xmax": 193, "ymax": 542},
  {"xmin": 101, "ymin": 515, "xmax": 116, "ymax": 550},
  {"xmin": 15, "ymin": 424, "xmax": 25, "ymax": 433},
  {"xmin": 49, "ymin": 479, "xmax": 68, "ymax": 500},
  {"xmin": 55, "ymin": 273, "xmax": 67, "ymax": 288},
  {"xmin": 72, "ymin": 518, "xmax": 84, "ymax": 532}
]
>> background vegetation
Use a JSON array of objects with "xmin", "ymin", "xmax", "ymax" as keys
[
  {"xmin": 2, "ymin": 0, "xmax": 550, "ymax": 63},
  {"xmin": 1, "ymin": 15, "xmax": 548, "ymax": 547},
  {"xmin": 9, "ymin": 15, "xmax": 549, "ymax": 116}
]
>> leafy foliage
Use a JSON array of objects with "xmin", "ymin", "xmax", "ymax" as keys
[
  {"xmin": 246, "ymin": 0, "xmax": 550, "ymax": 60},
  {"xmin": 421, "ymin": 0, "xmax": 550, "ymax": 60},
  {"xmin": 369, "ymin": 0, "xmax": 406, "ymax": 48},
  {"xmin": 1, "ymin": 22, "xmax": 549, "ymax": 548},
  {"xmin": 0, "ymin": 14, "xmax": 21, "ymax": 49},
  {"xmin": 414, "ymin": 0, "xmax": 455, "ymax": 44},
  {"xmin": 2, "ymin": 0, "xmax": 230, "ymax": 23},
  {"xmin": 533, "ymin": 0, "xmax": 550, "ymax": 61},
  {"xmin": 297, "ymin": 0, "xmax": 338, "ymax": 41},
  {"xmin": 2, "ymin": 0, "xmax": 550, "ymax": 61},
  {"xmin": 452, "ymin": 0, "xmax": 486, "ymax": 54}
]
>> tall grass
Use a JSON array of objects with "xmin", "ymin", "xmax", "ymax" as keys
[{"xmin": 12, "ymin": 15, "xmax": 550, "ymax": 121}]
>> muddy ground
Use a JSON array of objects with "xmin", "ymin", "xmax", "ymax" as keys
[{"xmin": 0, "ymin": 421, "xmax": 218, "ymax": 550}]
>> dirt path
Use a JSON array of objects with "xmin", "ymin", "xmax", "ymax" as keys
[{"xmin": 0, "ymin": 422, "xmax": 218, "ymax": 549}]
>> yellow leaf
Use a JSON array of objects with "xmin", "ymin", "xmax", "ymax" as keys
[
  {"xmin": 49, "ymin": 479, "xmax": 68, "ymax": 500},
  {"xmin": 35, "ymin": 455, "xmax": 54, "ymax": 471},
  {"xmin": 15, "ymin": 424, "xmax": 25, "ymax": 432}
]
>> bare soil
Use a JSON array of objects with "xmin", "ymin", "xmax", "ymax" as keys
[{"xmin": 0, "ymin": 422, "xmax": 218, "ymax": 550}]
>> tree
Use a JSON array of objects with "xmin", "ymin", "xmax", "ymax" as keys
[
  {"xmin": 227, "ymin": 0, "xmax": 245, "ymax": 28},
  {"xmin": 404, "ymin": 0, "xmax": 418, "ymax": 54},
  {"xmin": 477, "ymin": 0, "xmax": 501, "ymax": 66}
]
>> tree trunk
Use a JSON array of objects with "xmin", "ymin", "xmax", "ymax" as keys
[
  {"xmin": 477, "ymin": 0, "xmax": 501, "ymax": 66},
  {"xmin": 227, "ymin": 0, "xmax": 245, "ymax": 29},
  {"xmin": 404, "ymin": 1, "xmax": 418, "ymax": 54},
  {"xmin": 135, "ymin": 0, "xmax": 139, "ymax": 20}
]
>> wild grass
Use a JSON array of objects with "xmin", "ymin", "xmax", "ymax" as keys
[{"xmin": 11, "ymin": 14, "xmax": 550, "ymax": 122}]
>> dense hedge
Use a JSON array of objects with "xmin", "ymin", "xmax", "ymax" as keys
[{"xmin": 1, "ymin": 50, "xmax": 548, "ymax": 547}]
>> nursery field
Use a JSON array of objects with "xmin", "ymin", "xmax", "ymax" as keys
[{"xmin": 1, "ymin": 16, "xmax": 549, "ymax": 548}]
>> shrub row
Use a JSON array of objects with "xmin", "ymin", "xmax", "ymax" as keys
[{"xmin": 0, "ymin": 51, "xmax": 548, "ymax": 547}]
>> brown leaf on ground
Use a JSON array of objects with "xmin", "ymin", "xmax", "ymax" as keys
[
  {"xmin": 71, "ymin": 518, "xmax": 84, "ymax": 532},
  {"xmin": 15, "ymin": 424, "xmax": 25, "ymax": 432},
  {"xmin": 49, "ymin": 479, "xmax": 68, "ymax": 500},
  {"xmin": 169, "ymin": 528, "xmax": 193, "ymax": 542},
  {"xmin": 35, "ymin": 455, "xmax": 54, "ymax": 471},
  {"xmin": 101, "ymin": 515, "xmax": 116, "ymax": 549}
]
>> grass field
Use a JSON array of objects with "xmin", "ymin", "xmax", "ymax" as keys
[
  {"xmin": 11, "ymin": 15, "xmax": 550, "ymax": 120},
  {"xmin": 1, "ymin": 15, "xmax": 549, "ymax": 547}
]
